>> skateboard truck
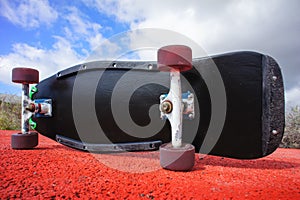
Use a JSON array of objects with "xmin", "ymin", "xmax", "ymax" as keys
[
  {"xmin": 158, "ymin": 45, "xmax": 195, "ymax": 171},
  {"xmin": 29, "ymin": 99, "xmax": 52, "ymax": 118},
  {"xmin": 160, "ymin": 91, "xmax": 195, "ymax": 120},
  {"xmin": 11, "ymin": 68, "xmax": 52, "ymax": 149}
]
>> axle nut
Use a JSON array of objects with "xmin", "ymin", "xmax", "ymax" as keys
[
  {"xmin": 26, "ymin": 103, "xmax": 35, "ymax": 112},
  {"xmin": 161, "ymin": 100, "xmax": 173, "ymax": 114}
]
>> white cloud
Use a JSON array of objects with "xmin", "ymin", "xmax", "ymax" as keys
[
  {"xmin": 85, "ymin": 0, "xmax": 299, "ymax": 63},
  {"xmin": 64, "ymin": 7, "xmax": 102, "ymax": 37},
  {"xmin": 62, "ymin": 6, "xmax": 106, "ymax": 52},
  {"xmin": 1, "ymin": 0, "xmax": 299, "ymax": 107},
  {"xmin": 84, "ymin": 0, "xmax": 300, "ymax": 107},
  {"xmin": 286, "ymin": 87, "xmax": 300, "ymax": 108},
  {"xmin": 87, "ymin": 37, "xmax": 123, "ymax": 61},
  {"xmin": 0, "ymin": 37, "xmax": 83, "ymax": 86},
  {"xmin": 82, "ymin": 0, "xmax": 144, "ymax": 23},
  {"xmin": 0, "ymin": 0, "xmax": 58, "ymax": 28},
  {"xmin": 0, "ymin": 3, "xmax": 119, "ymax": 91}
]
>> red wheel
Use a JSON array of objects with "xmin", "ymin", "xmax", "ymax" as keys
[
  {"xmin": 160, "ymin": 143, "xmax": 195, "ymax": 171},
  {"xmin": 11, "ymin": 132, "xmax": 38, "ymax": 149},
  {"xmin": 12, "ymin": 68, "xmax": 39, "ymax": 84},
  {"xmin": 158, "ymin": 45, "xmax": 192, "ymax": 72}
]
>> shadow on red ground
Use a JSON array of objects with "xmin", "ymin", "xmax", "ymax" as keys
[{"xmin": 1, "ymin": 130, "xmax": 300, "ymax": 199}]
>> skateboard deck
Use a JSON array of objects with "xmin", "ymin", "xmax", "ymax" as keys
[{"xmin": 30, "ymin": 51, "xmax": 284, "ymax": 159}]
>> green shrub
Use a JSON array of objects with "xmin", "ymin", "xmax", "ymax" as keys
[
  {"xmin": 0, "ymin": 96, "xmax": 21, "ymax": 130},
  {"xmin": 281, "ymin": 105, "xmax": 300, "ymax": 148}
]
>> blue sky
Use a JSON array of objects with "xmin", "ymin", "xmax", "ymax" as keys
[
  {"xmin": 0, "ymin": 0, "xmax": 131, "ymax": 93},
  {"xmin": 0, "ymin": 0, "xmax": 299, "ymax": 107}
]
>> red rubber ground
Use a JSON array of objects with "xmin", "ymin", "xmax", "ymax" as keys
[{"xmin": 1, "ymin": 130, "xmax": 299, "ymax": 199}]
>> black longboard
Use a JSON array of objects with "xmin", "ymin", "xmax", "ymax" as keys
[{"xmin": 31, "ymin": 51, "xmax": 284, "ymax": 159}]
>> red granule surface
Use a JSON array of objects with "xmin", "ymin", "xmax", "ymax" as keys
[{"xmin": 0, "ymin": 130, "xmax": 299, "ymax": 199}]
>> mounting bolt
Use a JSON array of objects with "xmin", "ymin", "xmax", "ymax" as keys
[
  {"xmin": 161, "ymin": 100, "xmax": 173, "ymax": 114},
  {"xmin": 272, "ymin": 76, "xmax": 277, "ymax": 81},
  {"xmin": 272, "ymin": 130, "xmax": 278, "ymax": 135}
]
